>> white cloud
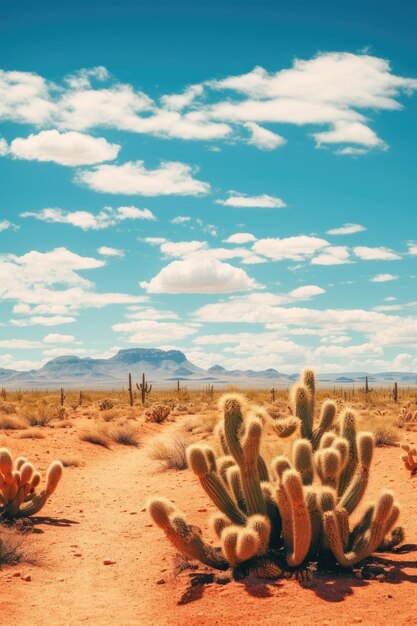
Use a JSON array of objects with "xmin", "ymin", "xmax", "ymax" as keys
[
  {"xmin": 124, "ymin": 306, "xmax": 179, "ymax": 321},
  {"xmin": 97, "ymin": 246, "xmax": 125, "ymax": 257},
  {"xmin": 43, "ymin": 333, "xmax": 75, "ymax": 344},
  {"xmin": 21, "ymin": 205, "xmax": 156, "ymax": 230},
  {"xmin": 159, "ymin": 240, "xmax": 208, "ymax": 258},
  {"xmin": 288, "ymin": 285, "xmax": 326, "ymax": 299},
  {"xmin": 311, "ymin": 246, "xmax": 351, "ymax": 265},
  {"xmin": 253, "ymin": 235, "xmax": 329, "ymax": 260},
  {"xmin": 170, "ymin": 216, "xmax": 191, "ymax": 224},
  {"xmin": 112, "ymin": 319, "xmax": 198, "ymax": 344},
  {"xmin": 223, "ymin": 232, "xmax": 257, "ymax": 244},
  {"xmin": 370, "ymin": 273, "xmax": 399, "ymax": 283},
  {"xmin": 216, "ymin": 192, "xmax": 286, "ymax": 208},
  {"xmin": 75, "ymin": 160, "xmax": 211, "ymax": 196},
  {"xmin": 353, "ymin": 246, "xmax": 401, "ymax": 261},
  {"xmin": 10, "ymin": 130, "xmax": 120, "ymax": 166},
  {"xmin": 313, "ymin": 121, "xmax": 385, "ymax": 149},
  {"xmin": 0, "ymin": 220, "xmax": 19, "ymax": 232},
  {"xmin": 0, "ymin": 339, "xmax": 41, "ymax": 349},
  {"xmin": 243, "ymin": 122, "xmax": 286, "ymax": 150},
  {"xmin": 326, "ymin": 223, "xmax": 366, "ymax": 235},
  {"xmin": 0, "ymin": 136, "xmax": 7, "ymax": 155},
  {"xmin": 11, "ymin": 315, "xmax": 77, "ymax": 327},
  {"xmin": 140, "ymin": 256, "xmax": 261, "ymax": 294},
  {"xmin": 407, "ymin": 242, "xmax": 417, "ymax": 256}
]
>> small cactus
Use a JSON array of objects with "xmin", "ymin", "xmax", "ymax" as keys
[
  {"xmin": 0, "ymin": 448, "xmax": 63, "ymax": 519},
  {"xmin": 401, "ymin": 443, "xmax": 417, "ymax": 476},
  {"xmin": 145, "ymin": 403, "xmax": 170, "ymax": 423}
]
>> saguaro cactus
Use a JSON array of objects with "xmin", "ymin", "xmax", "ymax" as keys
[
  {"xmin": 392, "ymin": 382, "xmax": 398, "ymax": 403},
  {"xmin": 136, "ymin": 372, "xmax": 152, "ymax": 405},
  {"xmin": 60, "ymin": 387, "xmax": 65, "ymax": 406},
  {"xmin": 148, "ymin": 369, "xmax": 404, "ymax": 578},
  {"xmin": 0, "ymin": 448, "xmax": 63, "ymax": 519},
  {"xmin": 128, "ymin": 372, "xmax": 134, "ymax": 407}
]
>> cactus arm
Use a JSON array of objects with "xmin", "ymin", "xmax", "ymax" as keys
[
  {"xmin": 277, "ymin": 470, "xmax": 311, "ymax": 567},
  {"xmin": 240, "ymin": 418, "xmax": 266, "ymax": 516}
]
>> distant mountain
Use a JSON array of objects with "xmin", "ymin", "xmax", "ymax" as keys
[{"xmin": 1, "ymin": 348, "xmax": 416, "ymax": 388}]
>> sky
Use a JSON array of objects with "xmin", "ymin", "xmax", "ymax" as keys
[{"xmin": 0, "ymin": 0, "xmax": 417, "ymax": 374}]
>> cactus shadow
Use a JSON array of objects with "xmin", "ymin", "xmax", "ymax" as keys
[
  {"xmin": 31, "ymin": 516, "xmax": 79, "ymax": 533},
  {"xmin": 306, "ymin": 574, "xmax": 369, "ymax": 602}
]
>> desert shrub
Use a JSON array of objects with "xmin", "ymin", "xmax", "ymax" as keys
[
  {"xmin": 108, "ymin": 424, "xmax": 139, "ymax": 446},
  {"xmin": 100, "ymin": 408, "xmax": 120, "ymax": 422},
  {"xmin": 359, "ymin": 413, "xmax": 399, "ymax": 446},
  {"xmin": 99, "ymin": 399, "xmax": 114, "ymax": 411},
  {"xmin": 397, "ymin": 405, "xmax": 417, "ymax": 428},
  {"xmin": 18, "ymin": 429, "xmax": 46, "ymax": 439},
  {"xmin": 0, "ymin": 448, "xmax": 63, "ymax": 519},
  {"xmin": 21, "ymin": 401, "xmax": 63, "ymax": 427},
  {"xmin": 0, "ymin": 401, "xmax": 17, "ymax": 415},
  {"xmin": 59, "ymin": 455, "xmax": 81, "ymax": 468},
  {"xmin": 79, "ymin": 429, "xmax": 111, "ymax": 448},
  {"xmin": 145, "ymin": 404, "xmax": 171, "ymax": 423},
  {"xmin": 0, "ymin": 527, "xmax": 26, "ymax": 566},
  {"xmin": 148, "ymin": 368, "xmax": 404, "ymax": 578},
  {"xmin": 0, "ymin": 415, "xmax": 26, "ymax": 430},
  {"xmin": 149, "ymin": 433, "xmax": 188, "ymax": 470}
]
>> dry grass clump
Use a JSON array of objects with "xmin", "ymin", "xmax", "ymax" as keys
[
  {"xmin": 397, "ymin": 404, "xmax": 417, "ymax": 428},
  {"xmin": 360, "ymin": 412, "xmax": 399, "ymax": 446},
  {"xmin": 0, "ymin": 527, "xmax": 26, "ymax": 567},
  {"xmin": 100, "ymin": 408, "xmax": 121, "ymax": 422},
  {"xmin": 0, "ymin": 401, "xmax": 17, "ymax": 415},
  {"xmin": 108, "ymin": 424, "xmax": 140, "ymax": 446},
  {"xmin": 149, "ymin": 432, "xmax": 188, "ymax": 470},
  {"xmin": 99, "ymin": 399, "xmax": 114, "ymax": 411},
  {"xmin": 20, "ymin": 401, "xmax": 64, "ymax": 427},
  {"xmin": 79, "ymin": 428, "xmax": 111, "ymax": 449},
  {"xmin": 17, "ymin": 429, "xmax": 46, "ymax": 439},
  {"xmin": 145, "ymin": 403, "xmax": 171, "ymax": 423},
  {"xmin": 59, "ymin": 455, "xmax": 81, "ymax": 468},
  {"xmin": 0, "ymin": 414, "xmax": 26, "ymax": 430}
]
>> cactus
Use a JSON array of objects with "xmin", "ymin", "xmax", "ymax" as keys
[
  {"xmin": 148, "ymin": 369, "xmax": 404, "ymax": 577},
  {"xmin": 401, "ymin": 443, "xmax": 417, "ymax": 476},
  {"xmin": 60, "ymin": 387, "xmax": 65, "ymax": 406},
  {"xmin": 392, "ymin": 382, "xmax": 398, "ymax": 402},
  {"xmin": 0, "ymin": 448, "xmax": 63, "ymax": 519},
  {"xmin": 136, "ymin": 372, "xmax": 152, "ymax": 405},
  {"xmin": 128, "ymin": 372, "xmax": 134, "ymax": 407}
]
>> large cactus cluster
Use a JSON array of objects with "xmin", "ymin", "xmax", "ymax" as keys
[
  {"xmin": 148, "ymin": 369, "xmax": 404, "ymax": 577},
  {"xmin": 0, "ymin": 448, "xmax": 63, "ymax": 519}
]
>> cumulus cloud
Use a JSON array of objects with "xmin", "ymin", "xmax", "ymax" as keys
[
  {"xmin": 353, "ymin": 246, "xmax": 401, "ymax": 261},
  {"xmin": 1, "ymin": 54, "xmax": 416, "ymax": 153},
  {"xmin": 370, "ymin": 273, "xmax": 399, "ymax": 282},
  {"xmin": 0, "ymin": 339, "xmax": 41, "ymax": 349},
  {"xmin": 140, "ymin": 256, "xmax": 261, "ymax": 294},
  {"xmin": 223, "ymin": 232, "xmax": 257, "ymax": 244},
  {"xmin": 21, "ymin": 205, "xmax": 156, "ymax": 230},
  {"xmin": 243, "ymin": 122, "xmax": 286, "ymax": 150},
  {"xmin": 170, "ymin": 216, "xmax": 191, "ymax": 224},
  {"xmin": 97, "ymin": 246, "xmax": 125, "ymax": 257},
  {"xmin": 311, "ymin": 246, "xmax": 351, "ymax": 265},
  {"xmin": 407, "ymin": 242, "xmax": 417, "ymax": 255},
  {"xmin": 75, "ymin": 160, "xmax": 210, "ymax": 196},
  {"xmin": 216, "ymin": 192, "xmax": 286, "ymax": 208},
  {"xmin": 326, "ymin": 223, "xmax": 366, "ymax": 235},
  {"xmin": 43, "ymin": 333, "xmax": 75, "ymax": 344},
  {"xmin": 253, "ymin": 235, "xmax": 329, "ymax": 261},
  {"xmin": 10, "ymin": 130, "xmax": 120, "ymax": 166}
]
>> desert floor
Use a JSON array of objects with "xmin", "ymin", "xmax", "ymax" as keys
[{"xmin": 0, "ymin": 399, "xmax": 416, "ymax": 626}]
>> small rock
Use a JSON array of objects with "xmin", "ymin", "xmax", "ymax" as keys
[
  {"xmin": 12, "ymin": 572, "xmax": 21, "ymax": 578},
  {"xmin": 156, "ymin": 578, "xmax": 166, "ymax": 585},
  {"xmin": 197, "ymin": 507, "xmax": 207, "ymax": 513},
  {"xmin": 103, "ymin": 559, "xmax": 116, "ymax": 565},
  {"xmin": 73, "ymin": 553, "xmax": 82, "ymax": 557},
  {"xmin": 21, "ymin": 575, "xmax": 31, "ymax": 582}
]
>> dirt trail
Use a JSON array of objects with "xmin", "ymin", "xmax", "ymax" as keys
[{"xmin": 1, "ymin": 428, "xmax": 417, "ymax": 626}]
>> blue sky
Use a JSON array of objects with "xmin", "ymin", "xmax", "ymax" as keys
[{"xmin": 1, "ymin": 0, "xmax": 417, "ymax": 373}]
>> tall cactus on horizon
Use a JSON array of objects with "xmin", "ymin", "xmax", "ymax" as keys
[
  {"xmin": 148, "ymin": 368, "xmax": 404, "ymax": 577},
  {"xmin": 136, "ymin": 372, "xmax": 152, "ymax": 405}
]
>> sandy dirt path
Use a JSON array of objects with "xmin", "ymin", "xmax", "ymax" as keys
[{"xmin": 1, "ymin": 429, "xmax": 417, "ymax": 626}]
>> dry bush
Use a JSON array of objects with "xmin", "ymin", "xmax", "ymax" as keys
[
  {"xmin": 79, "ymin": 428, "xmax": 111, "ymax": 448},
  {"xmin": 145, "ymin": 403, "xmax": 171, "ymax": 423},
  {"xmin": 99, "ymin": 399, "xmax": 114, "ymax": 411},
  {"xmin": 21, "ymin": 401, "xmax": 63, "ymax": 427},
  {"xmin": 100, "ymin": 408, "xmax": 121, "ymax": 422},
  {"xmin": 0, "ymin": 527, "xmax": 26, "ymax": 567},
  {"xmin": 0, "ymin": 414, "xmax": 26, "ymax": 430},
  {"xmin": 397, "ymin": 405, "xmax": 417, "ymax": 428},
  {"xmin": 0, "ymin": 401, "xmax": 17, "ymax": 415},
  {"xmin": 149, "ymin": 432, "xmax": 188, "ymax": 470},
  {"xmin": 59, "ymin": 455, "xmax": 81, "ymax": 468},
  {"xmin": 108, "ymin": 424, "xmax": 139, "ymax": 446},
  {"xmin": 360, "ymin": 413, "xmax": 399, "ymax": 446},
  {"xmin": 181, "ymin": 411, "xmax": 219, "ymax": 436},
  {"xmin": 17, "ymin": 429, "xmax": 46, "ymax": 439}
]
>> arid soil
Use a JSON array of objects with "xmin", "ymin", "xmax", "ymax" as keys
[{"xmin": 0, "ymin": 407, "xmax": 416, "ymax": 626}]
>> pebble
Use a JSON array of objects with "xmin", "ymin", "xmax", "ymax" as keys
[
  {"xmin": 21, "ymin": 575, "xmax": 31, "ymax": 582},
  {"xmin": 103, "ymin": 559, "xmax": 116, "ymax": 565},
  {"xmin": 156, "ymin": 578, "xmax": 166, "ymax": 585}
]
